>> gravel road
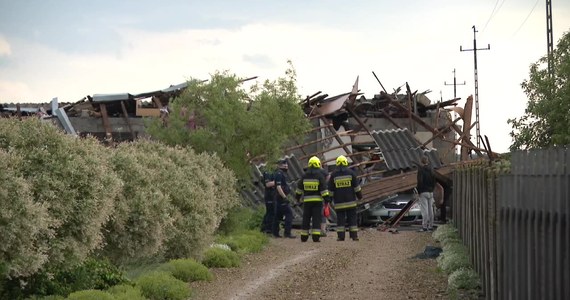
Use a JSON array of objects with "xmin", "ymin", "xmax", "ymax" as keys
[{"xmin": 192, "ymin": 227, "xmax": 448, "ymax": 300}]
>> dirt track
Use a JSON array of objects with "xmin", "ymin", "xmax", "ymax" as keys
[{"xmin": 192, "ymin": 227, "xmax": 448, "ymax": 300}]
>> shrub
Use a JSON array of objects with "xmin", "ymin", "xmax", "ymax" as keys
[
  {"xmin": 6, "ymin": 257, "xmax": 128, "ymax": 298},
  {"xmin": 107, "ymin": 284, "xmax": 146, "ymax": 300},
  {"xmin": 216, "ymin": 230, "xmax": 269, "ymax": 253},
  {"xmin": 136, "ymin": 271, "xmax": 191, "ymax": 300},
  {"xmin": 217, "ymin": 206, "xmax": 265, "ymax": 235},
  {"xmin": 161, "ymin": 259, "xmax": 213, "ymax": 282},
  {"xmin": 448, "ymin": 268, "xmax": 481, "ymax": 291},
  {"xmin": 432, "ymin": 224, "xmax": 460, "ymax": 244},
  {"xmin": 437, "ymin": 251, "xmax": 471, "ymax": 274},
  {"xmin": 0, "ymin": 150, "xmax": 51, "ymax": 278},
  {"xmin": 202, "ymin": 248, "xmax": 240, "ymax": 268},
  {"xmin": 65, "ymin": 290, "xmax": 114, "ymax": 300},
  {"xmin": 130, "ymin": 141, "xmax": 239, "ymax": 260},
  {"xmin": 102, "ymin": 142, "xmax": 174, "ymax": 264},
  {"xmin": 0, "ymin": 118, "xmax": 120, "ymax": 271}
]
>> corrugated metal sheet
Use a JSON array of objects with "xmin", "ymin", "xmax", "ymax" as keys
[
  {"xmin": 372, "ymin": 128, "xmax": 442, "ymax": 170},
  {"xmin": 92, "ymin": 93, "xmax": 132, "ymax": 103}
]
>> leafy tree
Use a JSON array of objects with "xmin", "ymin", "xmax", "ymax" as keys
[
  {"xmin": 147, "ymin": 62, "xmax": 309, "ymax": 180},
  {"xmin": 508, "ymin": 30, "xmax": 570, "ymax": 150}
]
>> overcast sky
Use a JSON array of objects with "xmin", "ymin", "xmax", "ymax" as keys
[{"xmin": 1, "ymin": 0, "xmax": 569, "ymax": 152}]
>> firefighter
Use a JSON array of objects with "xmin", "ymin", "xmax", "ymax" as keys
[
  {"xmin": 328, "ymin": 155, "xmax": 363, "ymax": 241},
  {"xmin": 260, "ymin": 167, "xmax": 275, "ymax": 234},
  {"xmin": 295, "ymin": 156, "xmax": 330, "ymax": 242},
  {"xmin": 272, "ymin": 159, "xmax": 296, "ymax": 239}
]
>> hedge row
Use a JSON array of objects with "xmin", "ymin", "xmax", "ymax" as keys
[{"xmin": 0, "ymin": 118, "xmax": 239, "ymax": 289}]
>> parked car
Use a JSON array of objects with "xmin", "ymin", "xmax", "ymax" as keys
[{"xmin": 360, "ymin": 192, "xmax": 422, "ymax": 226}]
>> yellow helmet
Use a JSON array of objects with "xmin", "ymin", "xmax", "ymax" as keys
[
  {"xmin": 336, "ymin": 155, "xmax": 349, "ymax": 166},
  {"xmin": 308, "ymin": 156, "xmax": 321, "ymax": 169}
]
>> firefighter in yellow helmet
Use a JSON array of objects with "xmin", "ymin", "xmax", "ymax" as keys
[
  {"xmin": 295, "ymin": 156, "xmax": 330, "ymax": 242},
  {"xmin": 328, "ymin": 155, "xmax": 363, "ymax": 241}
]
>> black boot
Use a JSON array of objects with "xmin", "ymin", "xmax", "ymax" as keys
[
  {"xmin": 337, "ymin": 231, "xmax": 345, "ymax": 241},
  {"xmin": 301, "ymin": 235, "xmax": 309, "ymax": 242},
  {"xmin": 312, "ymin": 234, "xmax": 320, "ymax": 242}
]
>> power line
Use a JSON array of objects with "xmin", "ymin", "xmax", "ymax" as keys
[
  {"xmin": 482, "ymin": 0, "xmax": 501, "ymax": 32},
  {"xmin": 512, "ymin": 0, "xmax": 540, "ymax": 37}
]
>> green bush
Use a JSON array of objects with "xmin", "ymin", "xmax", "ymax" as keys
[
  {"xmin": 437, "ymin": 251, "xmax": 471, "ymax": 274},
  {"xmin": 107, "ymin": 284, "xmax": 146, "ymax": 300},
  {"xmin": 136, "ymin": 271, "xmax": 191, "ymax": 300},
  {"xmin": 217, "ymin": 206, "xmax": 265, "ymax": 235},
  {"xmin": 216, "ymin": 230, "xmax": 269, "ymax": 253},
  {"xmin": 102, "ymin": 142, "xmax": 174, "ymax": 264},
  {"xmin": 448, "ymin": 268, "xmax": 480, "ymax": 291},
  {"xmin": 202, "ymin": 248, "xmax": 240, "ymax": 268},
  {"xmin": 0, "ymin": 150, "xmax": 51, "ymax": 278},
  {"xmin": 432, "ymin": 224, "xmax": 460, "ymax": 245},
  {"xmin": 65, "ymin": 290, "xmax": 114, "ymax": 300},
  {"xmin": 6, "ymin": 258, "xmax": 128, "ymax": 298},
  {"xmin": 26, "ymin": 295, "xmax": 65, "ymax": 300},
  {"xmin": 129, "ymin": 141, "xmax": 239, "ymax": 260},
  {"xmin": 0, "ymin": 118, "xmax": 121, "ymax": 272},
  {"xmin": 161, "ymin": 259, "xmax": 213, "ymax": 282}
]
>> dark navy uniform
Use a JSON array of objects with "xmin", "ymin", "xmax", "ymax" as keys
[
  {"xmin": 272, "ymin": 168, "xmax": 294, "ymax": 238},
  {"xmin": 328, "ymin": 166, "xmax": 362, "ymax": 241},
  {"xmin": 261, "ymin": 171, "xmax": 275, "ymax": 233},
  {"xmin": 295, "ymin": 168, "xmax": 330, "ymax": 242}
]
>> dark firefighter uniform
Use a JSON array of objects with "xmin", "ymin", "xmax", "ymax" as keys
[
  {"xmin": 328, "ymin": 155, "xmax": 363, "ymax": 241},
  {"xmin": 272, "ymin": 160, "xmax": 295, "ymax": 238},
  {"xmin": 295, "ymin": 156, "xmax": 330, "ymax": 242},
  {"xmin": 261, "ymin": 170, "xmax": 275, "ymax": 234}
]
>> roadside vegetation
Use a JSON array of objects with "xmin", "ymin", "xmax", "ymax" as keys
[
  {"xmin": 433, "ymin": 224, "xmax": 481, "ymax": 299},
  {"xmin": 0, "ymin": 64, "xmax": 300, "ymax": 299}
]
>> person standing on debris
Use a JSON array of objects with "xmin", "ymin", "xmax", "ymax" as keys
[
  {"xmin": 272, "ymin": 159, "xmax": 296, "ymax": 239},
  {"xmin": 328, "ymin": 155, "xmax": 363, "ymax": 241},
  {"xmin": 295, "ymin": 156, "xmax": 330, "ymax": 242},
  {"xmin": 417, "ymin": 155, "xmax": 436, "ymax": 232},
  {"xmin": 261, "ymin": 167, "xmax": 276, "ymax": 234}
]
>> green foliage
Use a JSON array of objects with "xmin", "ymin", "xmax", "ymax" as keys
[
  {"xmin": 107, "ymin": 284, "xmax": 146, "ymax": 300},
  {"xmin": 437, "ymin": 251, "xmax": 470, "ymax": 274},
  {"xmin": 448, "ymin": 268, "xmax": 481, "ymax": 292},
  {"xmin": 5, "ymin": 258, "xmax": 128, "ymax": 298},
  {"xmin": 432, "ymin": 224, "xmax": 460, "ymax": 244},
  {"xmin": 216, "ymin": 230, "xmax": 269, "ymax": 253},
  {"xmin": 0, "ymin": 118, "xmax": 121, "ymax": 273},
  {"xmin": 136, "ymin": 271, "xmax": 191, "ymax": 300},
  {"xmin": 65, "ymin": 290, "xmax": 114, "ymax": 300},
  {"xmin": 147, "ymin": 62, "xmax": 310, "ymax": 180},
  {"xmin": 160, "ymin": 259, "xmax": 213, "ymax": 282},
  {"xmin": 217, "ymin": 206, "xmax": 265, "ymax": 235},
  {"xmin": 102, "ymin": 140, "xmax": 239, "ymax": 263},
  {"xmin": 202, "ymin": 248, "xmax": 240, "ymax": 268},
  {"xmin": 0, "ymin": 150, "xmax": 51, "ymax": 278},
  {"xmin": 102, "ymin": 141, "xmax": 174, "ymax": 264},
  {"xmin": 509, "ymin": 30, "xmax": 570, "ymax": 150}
]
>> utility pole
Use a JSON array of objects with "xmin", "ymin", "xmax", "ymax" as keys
[
  {"xmin": 460, "ymin": 26, "xmax": 490, "ymax": 149},
  {"xmin": 444, "ymin": 68, "xmax": 466, "ymax": 98},
  {"xmin": 546, "ymin": 0, "xmax": 554, "ymax": 77}
]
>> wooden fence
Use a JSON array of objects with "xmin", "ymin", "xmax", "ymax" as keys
[{"xmin": 453, "ymin": 148, "xmax": 569, "ymax": 300}]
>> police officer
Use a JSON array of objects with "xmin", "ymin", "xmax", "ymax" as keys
[
  {"xmin": 272, "ymin": 159, "xmax": 296, "ymax": 239},
  {"xmin": 261, "ymin": 167, "xmax": 275, "ymax": 234},
  {"xmin": 328, "ymin": 155, "xmax": 363, "ymax": 241},
  {"xmin": 295, "ymin": 156, "xmax": 330, "ymax": 242}
]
